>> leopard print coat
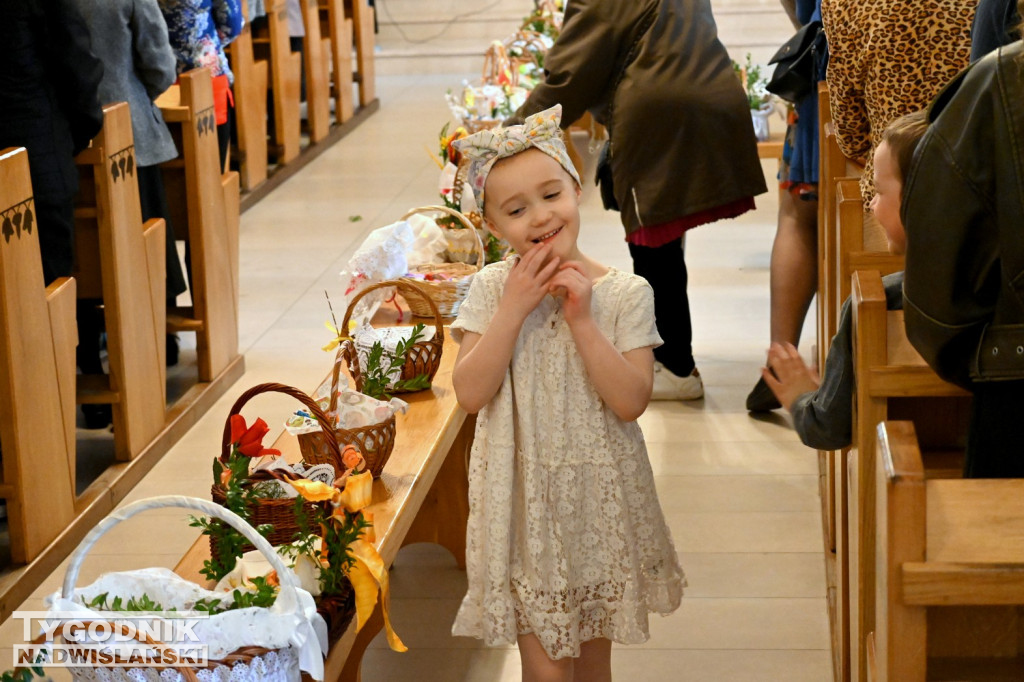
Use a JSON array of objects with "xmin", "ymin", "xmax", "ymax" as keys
[{"xmin": 821, "ymin": 0, "xmax": 976, "ymax": 205}]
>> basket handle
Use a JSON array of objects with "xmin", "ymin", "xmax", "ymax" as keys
[
  {"xmin": 341, "ymin": 279, "xmax": 445, "ymax": 348},
  {"xmin": 402, "ymin": 204, "xmax": 485, "ymax": 270},
  {"xmin": 482, "ymin": 40, "xmax": 515, "ymax": 86},
  {"xmin": 61, "ymin": 496, "xmax": 303, "ymax": 618},
  {"xmin": 220, "ymin": 383, "xmax": 351, "ymax": 470}
]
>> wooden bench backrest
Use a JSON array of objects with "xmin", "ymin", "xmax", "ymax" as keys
[
  {"xmin": 347, "ymin": 0, "xmax": 375, "ymax": 106},
  {"xmin": 254, "ymin": 0, "xmax": 301, "ymax": 164},
  {"xmin": 228, "ymin": 0, "xmax": 269, "ymax": 191},
  {"xmin": 849, "ymin": 270, "xmax": 970, "ymax": 682},
  {"xmin": 74, "ymin": 102, "xmax": 168, "ymax": 461},
  {"xmin": 835, "ymin": 179, "xmax": 902, "ymax": 310},
  {"xmin": 818, "ymin": 82, "xmax": 866, "ymax": 369},
  {"xmin": 875, "ymin": 421, "xmax": 1024, "ymax": 682},
  {"xmin": 299, "ymin": 0, "xmax": 332, "ymax": 142},
  {"xmin": 0, "ymin": 147, "xmax": 78, "ymax": 563},
  {"xmin": 320, "ymin": 0, "xmax": 355, "ymax": 123},
  {"xmin": 157, "ymin": 67, "xmax": 241, "ymax": 383}
]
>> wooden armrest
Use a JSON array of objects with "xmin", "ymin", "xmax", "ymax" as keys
[
  {"xmin": 902, "ymin": 562, "xmax": 1024, "ymax": 605},
  {"xmin": 852, "ymin": 269, "xmax": 886, "ymax": 307},
  {"xmin": 836, "ymin": 178, "xmax": 862, "ymax": 202}
]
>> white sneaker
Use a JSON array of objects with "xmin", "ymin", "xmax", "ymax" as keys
[{"xmin": 652, "ymin": 362, "xmax": 704, "ymax": 400}]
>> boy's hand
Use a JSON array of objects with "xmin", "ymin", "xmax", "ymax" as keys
[
  {"xmin": 762, "ymin": 342, "xmax": 820, "ymax": 411},
  {"xmin": 548, "ymin": 261, "xmax": 592, "ymax": 325},
  {"xmin": 499, "ymin": 243, "xmax": 560, "ymax": 321}
]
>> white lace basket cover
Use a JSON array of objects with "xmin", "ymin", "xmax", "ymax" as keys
[{"xmin": 41, "ymin": 496, "xmax": 328, "ymax": 682}]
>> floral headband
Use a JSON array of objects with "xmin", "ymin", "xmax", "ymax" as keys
[{"xmin": 453, "ymin": 104, "xmax": 581, "ymax": 212}]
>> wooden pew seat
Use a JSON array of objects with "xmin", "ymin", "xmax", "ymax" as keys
[{"xmin": 874, "ymin": 421, "xmax": 1024, "ymax": 681}]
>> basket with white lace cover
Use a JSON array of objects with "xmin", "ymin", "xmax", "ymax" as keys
[
  {"xmin": 399, "ymin": 206, "xmax": 483, "ymax": 318},
  {"xmin": 33, "ymin": 496, "xmax": 328, "ymax": 682}
]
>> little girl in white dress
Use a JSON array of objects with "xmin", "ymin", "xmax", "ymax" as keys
[{"xmin": 449, "ymin": 105, "xmax": 684, "ymax": 681}]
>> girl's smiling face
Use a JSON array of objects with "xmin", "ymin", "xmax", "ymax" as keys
[{"xmin": 483, "ymin": 148, "xmax": 583, "ymax": 262}]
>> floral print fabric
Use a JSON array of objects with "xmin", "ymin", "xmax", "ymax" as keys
[
  {"xmin": 159, "ymin": 0, "xmax": 244, "ymax": 84},
  {"xmin": 450, "ymin": 261, "xmax": 685, "ymax": 659}
]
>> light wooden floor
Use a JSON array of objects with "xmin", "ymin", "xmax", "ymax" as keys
[{"xmin": 1, "ymin": 70, "xmax": 831, "ymax": 680}]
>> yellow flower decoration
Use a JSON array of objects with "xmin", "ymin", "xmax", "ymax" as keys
[
  {"xmin": 336, "ymin": 471, "xmax": 373, "ymax": 513},
  {"xmin": 347, "ymin": 538, "xmax": 407, "ymax": 652},
  {"xmin": 321, "ymin": 319, "xmax": 352, "ymax": 352},
  {"xmin": 288, "ymin": 478, "xmax": 339, "ymax": 503}
]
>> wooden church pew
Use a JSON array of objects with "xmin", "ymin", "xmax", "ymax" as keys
[
  {"xmin": 72, "ymin": 102, "xmax": 168, "ymax": 463},
  {"xmin": 298, "ymin": 0, "xmax": 332, "ymax": 143},
  {"xmin": 833, "ymin": 179, "xmax": 902, "ymax": 319},
  {"xmin": 320, "ymin": 0, "xmax": 355, "ymax": 123},
  {"xmin": 0, "ymin": 147, "xmax": 78, "ymax": 564},
  {"xmin": 815, "ymin": 83, "xmax": 864, "ymax": 682},
  {"xmin": 228, "ymin": 0, "xmax": 269, "ymax": 191},
  {"xmin": 874, "ymin": 421, "xmax": 1024, "ymax": 681},
  {"xmin": 846, "ymin": 270, "xmax": 971, "ymax": 682},
  {"xmin": 347, "ymin": 0, "xmax": 376, "ymax": 107},
  {"xmin": 253, "ymin": 0, "xmax": 302, "ymax": 164},
  {"xmin": 156, "ymin": 67, "xmax": 242, "ymax": 384}
]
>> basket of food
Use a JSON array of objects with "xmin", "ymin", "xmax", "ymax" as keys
[
  {"xmin": 400, "ymin": 205, "xmax": 483, "ymax": 317},
  {"xmin": 209, "ymin": 382, "xmax": 347, "ymax": 562},
  {"xmin": 446, "ymin": 41, "xmax": 529, "ymax": 132},
  {"xmin": 36, "ymin": 495, "xmax": 326, "ymax": 681},
  {"xmin": 340, "ymin": 279, "xmax": 445, "ymax": 392},
  {"xmin": 294, "ymin": 387, "xmax": 399, "ymax": 480}
]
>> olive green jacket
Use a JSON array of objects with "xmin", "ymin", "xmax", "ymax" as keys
[{"xmin": 512, "ymin": 0, "xmax": 767, "ymax": 236}]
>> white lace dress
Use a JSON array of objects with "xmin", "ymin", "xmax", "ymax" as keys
[{"xmin": 450, "ymin": 261, "xmax": 685, "ymax": 660}]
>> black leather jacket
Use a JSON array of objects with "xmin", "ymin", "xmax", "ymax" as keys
[{"xmin": 903, "ymin": 40, "xmax": 1024, "ymax": 388}]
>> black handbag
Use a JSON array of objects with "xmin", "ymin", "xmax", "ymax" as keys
[
  {"xmin": 595, "ymin": 140, "xmax": 619, "ymax": 212},
  {"xmin": 766, "ymin": 21, "xmax": 825, "ymax": 104}
]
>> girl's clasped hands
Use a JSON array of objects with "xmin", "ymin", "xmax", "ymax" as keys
[{"xmin": 500, "ymin": 242, "xmax": 593, "ymax": 324}]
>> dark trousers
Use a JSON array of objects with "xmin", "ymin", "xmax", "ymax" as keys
[
  {"xmin": 628, "ymin": 237, "xmax": 695, "ymax": 376},
  {"xmin": 35, "ymin": 191, "xmax": 76, "ymax": 286},
  {"xmin": 137, "ymin": 164, "xmax": 188, "ymax": 301},
  {"xmin": 964, "ymin": 380, "xmax": 1024, "ymax": 477}
]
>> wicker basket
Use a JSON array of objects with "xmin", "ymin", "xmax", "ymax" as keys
[
  {"xmin": 297, "ymin": 280, "xmax": 444, "ymax": 479},
  {"xmin": 400, "ymin": 205, "xmax": 483, "ymax": 318},
  {"xmin": 504, "ymin": 29, "xmax": 549, "ymax": 70},
  {"xmin": 340, "ymin": 279, "xmax": 445, "ymax": 393},
  {"xmin": 44, "ymin": 496, "xmax": 323, "ymax": 681},
  {"xmin": 211, "ymin": 383, "xmax": 348, "ymax": 558},
  {"xmin": 297, "ymin": 411, "xmax": 396, "ymax": 479}
]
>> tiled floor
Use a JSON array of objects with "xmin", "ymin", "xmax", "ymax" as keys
[{"xmin": 1, "ymin": 69, "xmax": 831, "ymax": 682}]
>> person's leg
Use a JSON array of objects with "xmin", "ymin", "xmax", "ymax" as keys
[
  {"xmin": 33, "ymin": 192, "xmax": 75, "ymax": 286},
  {"xmin": 769, "ymin": 190, "xmax": 818, "ymax": 344},
  {"xmin": 747, "ymin": 189, "xmax": 818, "ymax": 412},
  {"xmin": 573, "ymin": 638, "xmax": 612, "ymax": 682},
  {"xmin": 137, "ymin": 164, "xmax": 188, "ymax": 366},
  {"xmin": 964, "ymin": 381, "xmax": 1024, "ymax": 478},
  {"xmin": 518, "ymin": 633, "xmax": 573, "ymax": 682},
  {"xmin": 629, "ymin": 238, "xmax": 703, "ymax": 400},
  {"xmin": 628, "ymin": 238, "xmax": 694, "ymax": 376},
  {"xmin": 217, "ymin": 101, "xmax": 233, "ymax": 174}
]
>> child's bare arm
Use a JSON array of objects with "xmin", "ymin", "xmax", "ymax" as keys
[
  {"xmin": 550, "ymin": 263, "xmax": 654, "ymax": 421},
  {"xmin": 452, "ymin": 245, "xmax": 560, "ymax": 413},
  {"xmin": 574, "ymin": 327, "xmax": 655, "ymax": 421}
]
